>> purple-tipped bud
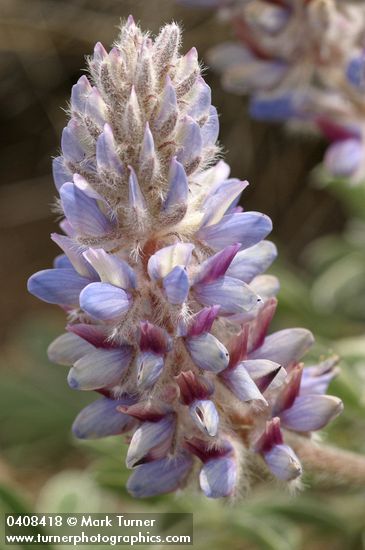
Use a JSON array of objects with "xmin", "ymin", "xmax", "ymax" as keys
[
  {"xmin": 175, "ymin": 370, "xmax": 215, "ymax": 405},
  {"xmin": 255, "ymin": 418, "xmax": 302, "ymax": 481},
  {"xmin": 194, "ymin": 243, "xmax": 241, "ymax": 284},
  {"xmin": 139, "ymin": 322, "xmax": 170, "ymax": 355}
]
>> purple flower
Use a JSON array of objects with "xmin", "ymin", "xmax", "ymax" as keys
[
  {"xmin": 185, "ymin": 0, "xmax": 365, "ymax": 183},
  {"xmin": 27, "ymin": 16, "xmax": 342, "ymax": 499}
]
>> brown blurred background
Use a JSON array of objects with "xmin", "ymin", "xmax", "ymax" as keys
[{"xmin": 0, "ymin": 0, "xmax": 345, "ymax": 344}]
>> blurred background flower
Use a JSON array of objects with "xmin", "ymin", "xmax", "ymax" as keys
[{"xmin": 1, "ymin": 1, "xmax": 365, "ymax": 548}]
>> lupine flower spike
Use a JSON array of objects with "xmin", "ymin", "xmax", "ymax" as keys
[
  {"xmin": 184, "ymin": 0, "xmax": 365, "ymax": 184},
  {"xmin": 28, "ymin": 17, "xmax": 344, "ymax": 499}
]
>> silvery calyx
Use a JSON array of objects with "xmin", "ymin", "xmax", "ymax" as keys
[{"xmin": 28, "ymin": 16, "xmax": 343, "ymax": 499}]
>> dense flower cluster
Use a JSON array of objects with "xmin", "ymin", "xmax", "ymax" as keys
[
  {"xmin": 182, "ymin": 0, "xmax": 365, "ymax": 183},
  {"xmin": 28, "ymin": 17, "xmax": 342, "ymax": 499}
]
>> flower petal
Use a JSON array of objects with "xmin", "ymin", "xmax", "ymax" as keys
[
  {"xmin": 96, "ymin": 124, "xmax": 124, "ymax": 175},
  {"xmin": 163, "ymin": 266, "xmax": 189, "ymax": 304},
  {"xmin": 136, "ymin": 351, "xmax": 164, "ymax": 390},
  {"xmin": 324, "ymin": 138, "xmax": 363, "ymax": 178},
  {"xmin": 263, "ymin": 444, "xmax": 302, "ymax": 481},
  {"xmin": 249, "ymin": 328, "xmax": 314, "ymax": 367},
  {"xmin": 199, "ymin": 456, "xmax": 237, "ymax": 498},
  {"xmin": 161, "ymin": 157, "xmax": 188, "ymax": 218},
  {"xmin": 201, "ymin": 180, "xmax": 248, "ymax": 227},
  {"xmin": 60, "ymin": 182, "xmax": 112, "ymax": 237},
  {"xmin": 79, "ymin": 282, "xmax": 131, "ymax": 320},
  {"xmin": 127, "ymin": 453, "xmax": 193, "ymax": 498},
  {"xmin": 194, "ymin": 244, "xmax": 241, "ymax": 284},
  {"xmin": 51, "ymin": 233, "xmax": 96, "ymax": 278},
  {"xmin": 52, "ymin": 156, "xmax": 72, "ymax": 191},
  {"xmin": 221, "ymin": 363, "xmax": 266, "ymax": 403},
  {"xmin": 148, "ymin": 243, "xmax": 194, "ymax": 280},
  {"xmin": 27, "ymin": 268, "xmax": 90, "ymax": 306},
  {"xmin": 68, "ymin": 347, "xmax": 132, "ymax": 390},
  {"xmin": 72, "ymin": 396, "xmax": 136, "ymax": 439},
  {"xmin": 226, "ymin": 241, "xmax": 277, "ymax": 283},
  {"xmin": 280, "ymin": 395, "xmax": 343, "ymax": 431},
  {"xmin": 47, "ymin": 333, "xmax": 94, "ymax": 366},
  {"xmin": 83, "ymin": 248, "xmax": 136, "ymax": 289},
  {"xmin": 197, "ymin": 212, "xmax": 272, "ymax": 250},
  {"xmin": 186, "ymin": 332, "xmax": 229, "ymax": 373},
  {"xmin": 126, "ymin": 416, "xmax": 175, "ymax": 468},
  {"xmin": 189, "ymin": 399, "xmax": 219, "ymax": 437},
  {"xmin": 194, "ymin": 276, "xmax": 260, "ymax": 314}
]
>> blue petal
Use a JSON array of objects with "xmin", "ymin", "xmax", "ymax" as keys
[
  {"xmin": 51, "ymin": 233, "xmax": 96, "ymax": 278},
  {"xmin": 346, "ymin": 55, "xmax": 365, "ymax": 90},
  {"xmin": 71, "ymin": 75, "xmax": 92, "ymax": 113},
  {"xmin": 201, "ymin": 180, "xmax": 248, "ymax": 227},
  {"xmin": 83, "ymin": 248, "xmax": 136, "ymax": 289},
  {"xmin": 263, "ymin": 444, "xmax": 302, "ymax": 481},
  {"xmin": 27, "ymin": 268, "xmax": 91, "ymax": 306},
  {"xmin": 199, "ymin": 456, "xmax": 237, "ymax": 498},
  {"xmin": 127, "ymin": 453, "xmax": 193, "ymax": 498},
  {"xmin": 61, "ymin": 120, "xmax": 85, "ymax": 163},
  {"xmin": 189, "ymin": 399, "xmax": 219, "ymax": 436},
  {"xmin": 153, "ymin": 76, "xmax": 178, "ymax": 134},
  {"xmin": 324, "ymin": 138, "xmax": 363, "ymax": 178},
  {"xmin": 187, "ymin": 76, "xmax": 211, "ymax": 121},
  {"xmin": 72, "ymin": 396, "xmax": 136, "ymax": 439},
  {"xmin": 85, "ymin": 87, "xmax": 107, "ymax": 127},
  {"xmin": 280, "ymin": 395, "xmax": 343, "ymax": 432},
  {"xmin": 60, "ymin": 182, "xmax": 112, "ymax": 237},
  {"xmin": 194, "ymin": 275, "xmax": 260, "ymax": 314},
  {"xmin": 176, "ymin": 115, "xmax": 202, "ymax": 169},
  {"xmin": 68, "ymin": 347, "xmax": 132, "ymax": 390},
  {"xmin": 201, "ymin": 105, "xmax": 219, "ymax": 147},
  {"xmin": 197, "ymin": 212, "xmax": 272, "ymax": 250},
  {"xmin": 80, "ymin": 282, "xmax": 131, "ymax": 320},
  {"xmin": 226, "ymin": 241, "xmax": 277, "ymax": 283},
  {"xmin": 186, "ymin": 332, "xmax": 229, "ymax": 373},
  {"xmin": 52, "ymin": 157, "xmax": 72, "ymax": 191},
  {"xmin": 163, "ymin": 266, "xmax": 189, "ymax": 304},
  {"xmin": 128, "ymin": 166, "xmax": 147, "ymax": 211},
  {"xmin": 96, "ymin": 124, "xmax": 124, "ymax": 175},
  {"xmin": 126, "ymin": 416, "xmax": 175, "ymax": 468},
  {"xmin": 221, "ymin": 364, "xmax": 266, "ymax": 403},
  {"xmin": 148, "ymin": 243, "xmax": 194, "ymax": 280},
  {"xmin": 249, "ymin": 93, "xmax": 302, "ymax": 121},
  {"xmin": 47, "ymin": 333, "xmax": 95, "ymax": 366},
  {"xmin": 162, "ymin": 157, "xmax": 188, "ymax": 214},
  {"xmin": 249, "ymin": 328, "xmax": 314, "ymax": 367},
  {"xmin": 136, "ymin": 351, "xmax": 164, "ymax": 390},
  {"xmin": 53, "ymin": 254, "xmax": 73, "ymax": 269}
]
